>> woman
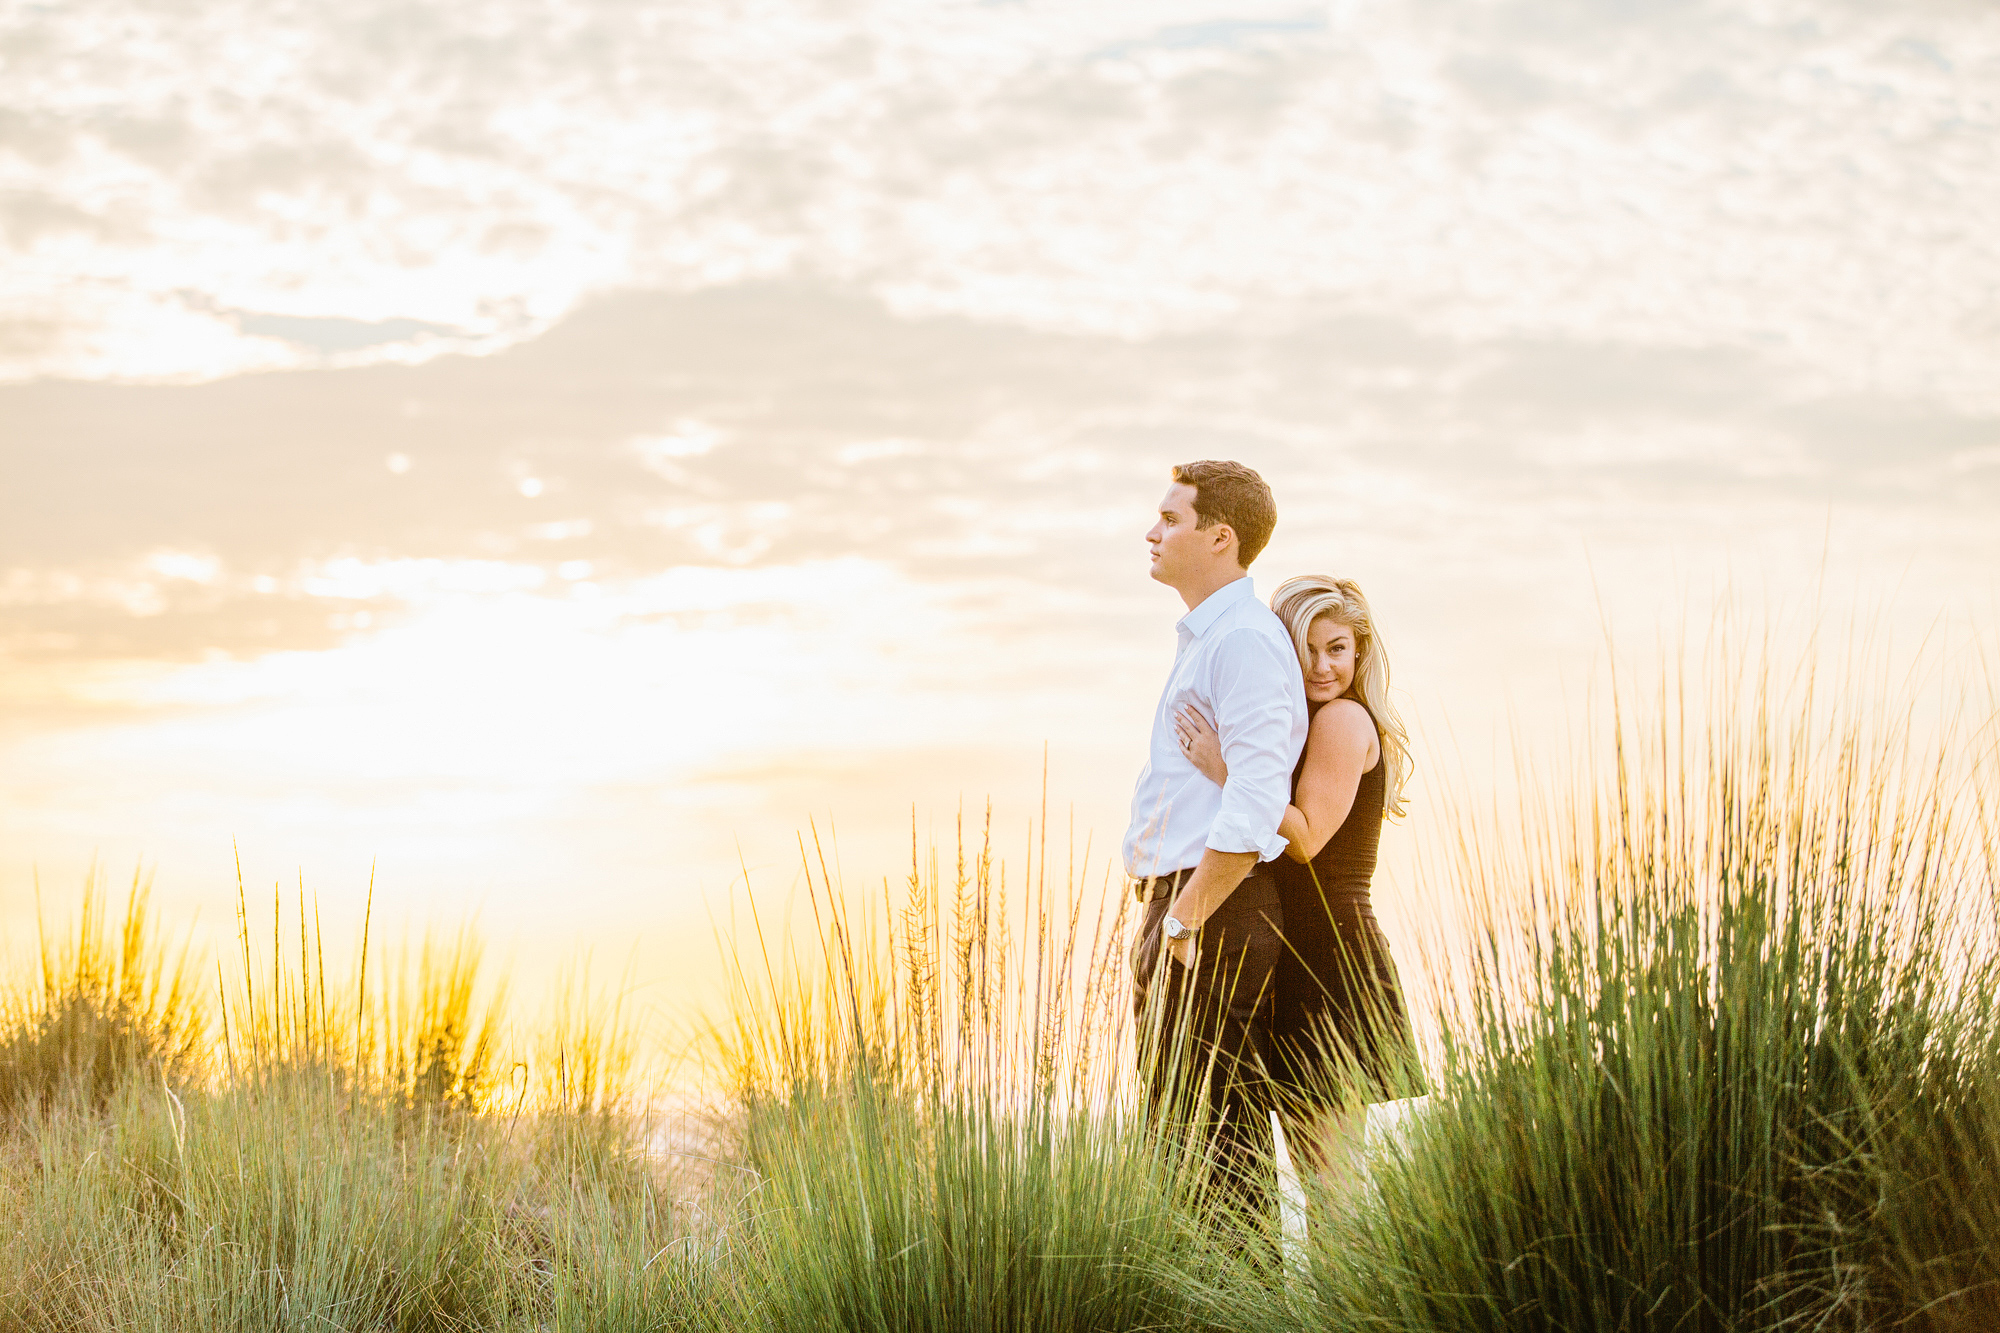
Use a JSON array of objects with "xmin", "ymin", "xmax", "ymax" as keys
[{"xmin": 1175, "ymin": 574, "xmax": 1422, "ymax": 1181}]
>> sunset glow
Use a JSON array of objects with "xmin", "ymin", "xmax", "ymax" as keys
[{"xmin": 5, "ymin": 0, "xmax": 1998, "ymax": 1023}]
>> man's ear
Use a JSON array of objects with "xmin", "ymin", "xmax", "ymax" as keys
[{"xmin": 1209, "ymin": 523, "xmax": 1237, "ymax": 557}]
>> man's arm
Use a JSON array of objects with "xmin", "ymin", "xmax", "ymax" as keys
[{"xmin": 1164, "ymin": 847, "xmax": 1258, "ymax": 967}]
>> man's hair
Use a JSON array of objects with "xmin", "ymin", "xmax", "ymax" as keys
[{"xmin": 1171, "ymin": 460, "xmax": 1276, "ymax": 566}]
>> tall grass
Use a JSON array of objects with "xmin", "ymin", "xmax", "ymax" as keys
[
  {"xmin": 0, "ymin": 870, "xmax": 201, "ymax": 1120},
  {"xmin": 1189, "ymin": 642, "xmax": 2000, "ymax": 1332},
  {"xmin": 704, "ymin": 815, "xmax": 1205, "ymax": 1333},
  {"xmin": 214, "ymin": 869, "xmax": 506, "ymax": 1111},
  {"xmin": 0, "ymin": 871, "xmax": 708, "ymax": 1332}
]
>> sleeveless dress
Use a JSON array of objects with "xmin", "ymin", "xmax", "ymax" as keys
[{"xmin": 1269, "ymin": 724, "xmax": 1425, "ymax": 1106}]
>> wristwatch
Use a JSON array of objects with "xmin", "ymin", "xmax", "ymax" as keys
[{"xmin": 1163, "ymin": 915, "xmax": 1197, "ymax": 942}]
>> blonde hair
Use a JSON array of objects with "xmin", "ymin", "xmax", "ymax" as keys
[{"xmin": 1269, "ymin": 575, "xmax": 1412, "ymax": 820}]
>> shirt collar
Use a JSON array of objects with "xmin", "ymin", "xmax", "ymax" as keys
[{"xmin": 1176, "ymin": 574, "xmax": 1256, "ymax": 640}]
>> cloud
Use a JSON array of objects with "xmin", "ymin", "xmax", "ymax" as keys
[
  {"xmin": 233, "ymin": 313, "xmax": 461, "ymax": 354},
  {"xmin": 5, "ymin": 281, "xmax": 1995, "ymax": 687},
  {"xmin": 0, "ymin": 0, "xmax": 1993, "ymax": 410},
  {"xmin": 3, "ymin": 0, "xmax": 1995, "ymax": 722}
]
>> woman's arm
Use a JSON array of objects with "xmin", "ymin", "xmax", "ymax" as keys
[
  {"xmin": 1276, "ymin": 803, "xmax": 1311, "ymax": 862},
  {"xmin": 1282, "ymin": 699, "xmax": 1379, "ymax": 862}
]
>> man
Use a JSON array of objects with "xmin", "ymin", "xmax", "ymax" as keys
[{"xmin": 1125, "ymin": 459, "xmax": 1308, "ymax": 1214}]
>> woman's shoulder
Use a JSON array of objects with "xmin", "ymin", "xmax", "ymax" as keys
[
  {"xmin": 1311, "ymin": 696, "xmax": 1377, "ymax": 738},
  {"xmin": 1307, "ymin": 697, "xmax": 1381, "ymax": 765}
]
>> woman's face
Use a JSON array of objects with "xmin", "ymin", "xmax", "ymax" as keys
[{"xmin": 1303, "ymin": 616, "xmax": 1358, "ymax": 704}]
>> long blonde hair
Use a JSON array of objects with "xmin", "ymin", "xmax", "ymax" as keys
[{"xmin": 1270, "ymin": 575, "xmax": 1411, "ymax": 820}]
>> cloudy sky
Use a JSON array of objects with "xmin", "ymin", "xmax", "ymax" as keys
[{"xmin": 4, "ymin": 0, "xmax": 1997, "ymax": 1010}]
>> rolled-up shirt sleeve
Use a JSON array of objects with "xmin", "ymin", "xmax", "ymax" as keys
[{"xmin": 1203, "ymin": 627, "xmax": 1303, "ymax": 861}]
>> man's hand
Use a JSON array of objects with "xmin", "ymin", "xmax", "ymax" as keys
[{"xmin": 1163, "ymin": 846, "xmax": 1259, "ymax": 967}]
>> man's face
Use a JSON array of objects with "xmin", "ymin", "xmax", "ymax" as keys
[{"xmin": 1146, "ymin": 482, "xmax": 1214, "ymax": 588}]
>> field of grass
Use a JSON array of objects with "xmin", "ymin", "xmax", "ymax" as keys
[{"xmin": 3, "ymin": 647, "xmax": 1997, "ymax": 1331}]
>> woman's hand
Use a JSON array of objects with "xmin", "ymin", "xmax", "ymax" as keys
[{"xmin": 1174, "ymin": 705, "xmax": 1227, "ymax": 786}]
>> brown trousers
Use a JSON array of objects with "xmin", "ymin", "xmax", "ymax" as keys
[{"xmin": 1131, "ymin": 866, "xmax": 1283, "ymax": 1216}]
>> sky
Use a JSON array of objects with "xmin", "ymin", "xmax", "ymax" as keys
[{"xmin": 4, "ymin": 0, "xmax": 1998, "ymax": 1028}]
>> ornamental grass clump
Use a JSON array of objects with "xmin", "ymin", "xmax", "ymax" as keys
[
  {"xmin": 1, "ymin": 1073, "xmax": 512, "ymax": 1331},
  {"xmin": 214, "ymin": 870, "xmax": 506, "ymax": 1116},
  {"xmin": 1195, "ymin": 641, "xmax": 2000, "ymax": 1333},
  {"xmin": 703, "ymin": 816, "xmax": 1207, "ymax": 1333},
  {"xmin": 0, "ymin": 873, "xmax": 203, "ymax": 1121},
  {"xmin": 0, "ymin": 870, "xmax": 710, "ymax": 1332}
]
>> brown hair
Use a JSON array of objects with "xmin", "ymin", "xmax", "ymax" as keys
[{"xmin": 1170, "ymin": 460, "xmax": 1276, "ymax": 566}]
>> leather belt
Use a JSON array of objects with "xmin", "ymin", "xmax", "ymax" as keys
[{"xmin": 1131, "ymin": 866, "xmax": 1196, "ymax": 904}]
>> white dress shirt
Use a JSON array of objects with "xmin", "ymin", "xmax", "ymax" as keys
[{"xmin": 1121, "ymin": 576, "xmax": 1309, "ymax": 879}]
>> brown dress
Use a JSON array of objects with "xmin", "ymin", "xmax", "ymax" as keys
[{"xmin": 1269, "ymin": 722, "xmax": 1425, "ymax": 1107}]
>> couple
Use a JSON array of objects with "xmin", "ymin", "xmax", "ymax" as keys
[{"xmin": 1123, "ymin": 460, "xmax": 1421, "ymax": 1217}]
